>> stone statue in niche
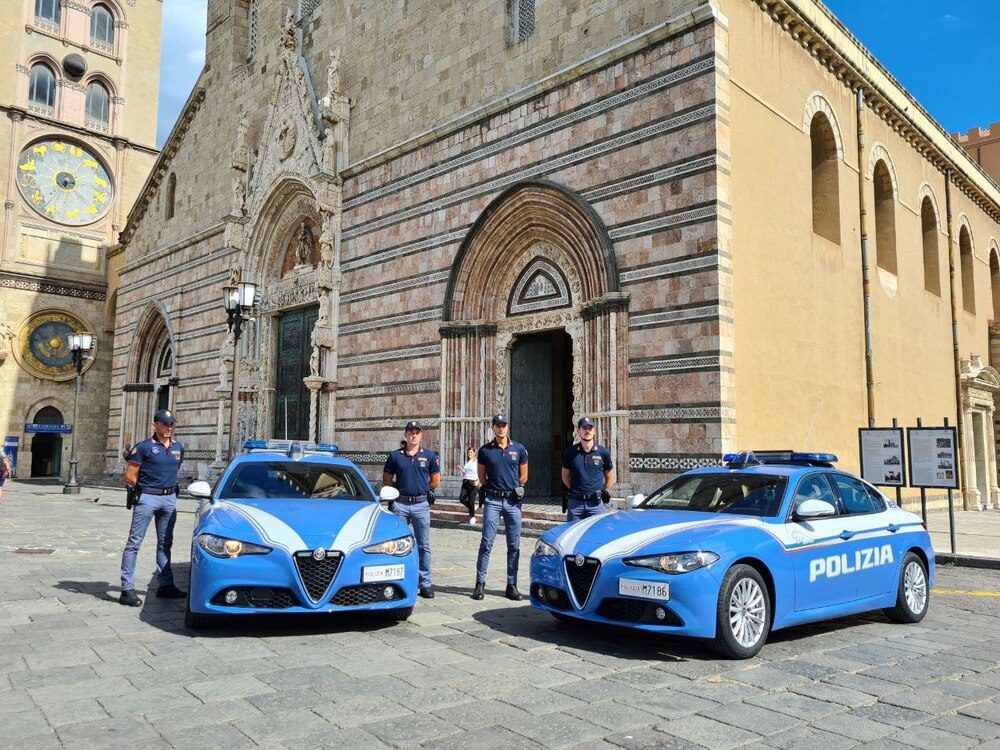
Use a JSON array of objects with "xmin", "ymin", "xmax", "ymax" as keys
[
  {"xmin": 231, "ymin": 172, "xmax": 245, "ymax": 214},
  {"xmin": 319, "ymin": 226, "xmax": 334, "ymax": 269},
  {"xmin": 323, "ymin": 127, "xmax": 337, "ymax": 173},
  {"xmin": 317, "ymin": 294, "xmax": 329, "ymax": 328},
  {"xmin": 309, "ymin": 346, "xmax": 320, "ymax": 377},
  {"xmin": 326, "ymin": 53, "xmax": 341, "ymax": 98},
  {"xmin": 0, "ymin": 322, "xmax": 13, "ymax": 362},
  {"xmin": 294, "ymin": 222, "xmax": 313, "ymax": 267},
  {"xmin": 228, "ymin": 261, "xmax": 241, "ymax": 286},
  {"xmin": 218, "ymin": 330, "xmax": 235, "ymax": 391}
]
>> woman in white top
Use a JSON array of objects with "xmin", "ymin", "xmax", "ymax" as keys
[{"xmin": 456, "ymin": 447, "xmax": 479, "ymax": 524}]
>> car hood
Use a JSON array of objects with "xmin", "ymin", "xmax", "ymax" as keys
[
  {"xmin": 205, "ymin": 497, "xmax": 404, "ymax": 553},
  {"xmin": 549, "ymin": 508, "xmax": 764, "ymax": 561}
]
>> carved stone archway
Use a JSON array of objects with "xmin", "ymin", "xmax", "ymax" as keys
[
  {"xmin": 960, "ymin": 356, "xmax": 1000, "ymax": 510},
  {"xmin": 441, "ymin": 180, "xmax": 630, "ymax": 488}
]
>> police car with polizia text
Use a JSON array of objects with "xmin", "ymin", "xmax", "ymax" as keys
[
  {"xmin": 184, "ymin": 440, "xmax": 416, "ymax": 628},
  {"xmin": 529, "ymin": 451, "xmax": 933, "ymax": 658}
]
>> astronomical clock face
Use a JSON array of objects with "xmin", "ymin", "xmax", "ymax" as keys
[
  {"xmin": 16, "ymin": 139, "xmax": 114, "ymax": 226},
  {"xmin": 15, "ymin": 311, "xmax": 94, "ymax": 381}
]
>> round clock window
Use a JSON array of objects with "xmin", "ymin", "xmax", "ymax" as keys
[{"xmin": 16, "ymin": 139, "xmax": 114, "ymax": 226}]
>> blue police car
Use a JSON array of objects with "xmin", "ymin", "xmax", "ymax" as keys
[
  {"xmin": 530, "ymin": 451, "xmax": 934, "ymax": 658},
  {"xmin": 184, "ymin": 441, "xmax": 416, "ymax": 628}
]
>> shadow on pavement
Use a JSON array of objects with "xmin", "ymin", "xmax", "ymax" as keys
[{"xmin": 54, "ymin": 579, "xmax": 121, "ymax": 603}]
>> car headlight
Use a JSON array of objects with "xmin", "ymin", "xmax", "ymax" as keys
[
  {"xmin": 362, "ymin": 535, "xmax": 414, "ymax": 556},
  {"xmin": 197, "ymin": 533, "xmax": 271, "ymax": 559},
  {"xmin": 533, "ymin": 539, "xmax": 559, "ymax": 558},
  {"xmin": 623, "ymin": 551, "xmax": 719, "ymax": 574}
]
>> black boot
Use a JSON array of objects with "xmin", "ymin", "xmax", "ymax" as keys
[
  {"xmin": 505, "ymin": 584, "xmax": 522, "ymax": 601},
  {"xmin": 471, "ymin": 582, "xmax": 485, "ymax": 600},
  {"xmin": 419, "ymin": 586, "xmax": 435, "ymax": 599},
  {"xmin": 119, "ymin": 590, "xmax": 142, "ymax": 607}
]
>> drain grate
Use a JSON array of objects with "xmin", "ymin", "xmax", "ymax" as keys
[{"xmin": 13, "ymin": 548, "xmax": 55, "ymax": 554}]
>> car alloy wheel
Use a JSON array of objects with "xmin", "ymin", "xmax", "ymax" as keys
[
  {"xmin": 903, "ymin": 559, "xmax": 927, "ymax": 614},
  {"xmin": 729, "ymin": 578, "xmax": 766, "ymax": 648}
]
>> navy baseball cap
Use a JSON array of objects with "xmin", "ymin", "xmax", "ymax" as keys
[
  {"xmin": 404, "ymin": 420, "xmax": 423, "ymax": 431},
  {"xmin": 153, "ymin": 409, "xmax": 176, "ymax": 425},
  {"xmin": 577, "ymin": 417, "xmax": 595, "ymax": 429},
  {"xmin": 491, "ymin": 413, "xmax": 508, "ymax": 426}
]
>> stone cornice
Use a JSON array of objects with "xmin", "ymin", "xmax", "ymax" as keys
[
  {"xmin": 755, "ymin": 0, "xmax": 1000, "ymax": 222},
  {"xmin": 0, "ymin": 270, "xmax": 107, "ymax": 301},
  {"xmin": 119, "ymin": 81, "xmax": 207, "ymax": 247},
  {"xmin": 0, "ymin": 104, "xmax": 157, "ymax": 155}
]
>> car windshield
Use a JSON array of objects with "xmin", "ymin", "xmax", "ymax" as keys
[
  {"xmin": 219, "ymin": 461, "xmax": 371, "ymax": 501},
  {"xmin": 641, "ymin": 472, "xmax": 787, "ymax": 517}
]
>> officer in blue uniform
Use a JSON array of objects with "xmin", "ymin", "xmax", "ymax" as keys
[
  {"xmin": 382, "ymin": 420, "xmax": 441, "ymax": 598},
  {"xmin": 119, "ymin": 409, "xmax": 186, "ymax": 607},
  {"xmin": 472, "ymin": 414, "xmax": 528, "ymax": 601},
  {"xmin": 561, "ymin": 416, "xmax": 615, "ymax": 521}
]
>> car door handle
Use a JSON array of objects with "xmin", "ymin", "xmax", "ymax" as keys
[
  {"xmin": 887, "ymin": 524, "xmax": 899, "ymax": 533},
  {"xmin": 839, "ymin": 530, "xmax": 854, "ymax": 540}
]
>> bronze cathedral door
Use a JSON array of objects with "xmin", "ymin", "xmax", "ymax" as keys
[{"xmin": 274, "ymin": 306, "xmax": 318, "ymax": 440}]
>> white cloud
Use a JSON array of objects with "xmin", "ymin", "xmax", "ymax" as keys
[{"xmin": 156, "ymin": 0, "xmax": 208, "ymax": 147}]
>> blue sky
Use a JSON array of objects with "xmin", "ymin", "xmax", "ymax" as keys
[{"xmin": 155, "ymin": 1, "xmax": 1000, "ymax": 147}]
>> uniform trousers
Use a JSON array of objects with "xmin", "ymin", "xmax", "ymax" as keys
[
  {"xmin": 120, "ymin": 492, "xmax": 177, "ymax": 591},
  {"xmin": 476, "ymin": 495, "xmax": 522, "ymax": 585},
  {"xmin": 392, "ymin": 500, "xmax": 432, "ymax": 588},
  {"xmin": 566, "ymin": 498, "xmax": 607, "ymax": 522}
]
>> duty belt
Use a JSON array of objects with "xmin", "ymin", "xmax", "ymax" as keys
[
  {"xmin": 568, "ymin": 491, "xmax": 601, "ymax": 502},
  {"xmin": 396, "ymin": 495, "xmax": 427, "ymax": 504},
  {"xmin": 486, "ymin": 489, "xmax": 517, "ymax": 499},
  {"xmin": 139, "ymin": 487, "xmax": 175, "ymax": 496}
]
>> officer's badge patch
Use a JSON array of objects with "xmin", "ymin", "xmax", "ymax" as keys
[
  {"xmin": 152, "ymin": 447, "xmax": 160, "ymax": 454},
  {"xmin": 172, "ymin": 450, "xmax": 181, "ymax": 459}
]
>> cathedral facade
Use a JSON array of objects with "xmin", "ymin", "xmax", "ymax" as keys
[{"xmin": 108, "ymin": 0, "xmax": 1000, "ymax": 510}]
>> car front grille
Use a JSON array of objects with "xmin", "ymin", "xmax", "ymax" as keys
[
  {"xmin": 331, "ymin": 584, "xmax": 404, "ymax": 607},
  {"xmin": 531, "ymin": 583, "xmax": 572, "ymax": 610},
  {"xmin": 210, "ymin": 587, "xmax": 298, "ymax": 609},
  {"xmin": 564, "ymin": 556, "xmax": 600, "ymax": 608},
  {"xmin": 596, "ymin": 597, "xmax": 683, "ymax": 626},
  {"xmin": 294, "ymin": 552, "xmax": 342, "ymax": 602}
]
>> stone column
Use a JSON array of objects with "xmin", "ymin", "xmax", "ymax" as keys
[
  {"xmin": 989, "ymin": 405, "xmax": 1000, "ymax": 509},
  {"xmin": 962, "ymin": 402, "xmax": 980, "ymax": 511},
  {"xmin": 304, "ymin": 374, "xmax": 324, "ymax": 442}
]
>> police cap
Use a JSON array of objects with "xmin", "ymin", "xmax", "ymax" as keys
[
  {"xmin": 404, "ymin": 420, "xmax": 423, "ymax": 432},
  {"xmin": 577, "ymin": 416, "xmax": 595, "ymax": 429},
  {"xmin": 491, "ymin": 413, "xmax": 508, "ymax": 426},
  {"xmin": 153, "ymin": 409, "xmax": 176, "ymax": 425}
]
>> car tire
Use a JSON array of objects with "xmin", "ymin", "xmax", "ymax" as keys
[
  {"xmin": 384, "ymin": 606, "xmax": 413, "ymax": 621},
  {"xmin": 184, "ymin": 592, "xmax": 215, "ymax": 630},
  {"xmin": 883, "ymin": 551, "xmax": 929, "ymax": 624},
  {"xmin": 711, "ymin": 564, "xmax": 771, "ymax": 659}
]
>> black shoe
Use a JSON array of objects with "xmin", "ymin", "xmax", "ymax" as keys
[
  {"xmin": 419, "ymin": 586, "xmax": 435, "ymax": 599},
  {"xmin": 119, "ymin": 590, "xmax": 142, "ymax": 607},
  {"xmin": 471, "ymin": 582, "xmax": 485, "ymax": 600},
  {"xmin": 156, "ymin": 585, "xmax": 186, "ymax": 599},
  {"xmin": 505, "ymin": 584, "xmax": 523, "ymax": 601}
]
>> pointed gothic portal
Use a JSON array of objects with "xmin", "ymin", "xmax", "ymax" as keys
[{"xmin": 441, "ymin": 181, "xmax": 629, "ymax": 497}]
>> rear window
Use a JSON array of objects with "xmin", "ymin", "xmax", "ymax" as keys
[
  {"xmin": 219, "ymin": 461, "xmax": 370, "ymax": 501},
  {"xmin": 641, "ymin": 472, "xmax": 787, "ymax": 517}
]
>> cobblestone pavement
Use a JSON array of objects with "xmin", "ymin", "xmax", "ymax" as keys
[{"xmin": 3, "ymin": 482, "xmax": 1000, "ymax": 749}]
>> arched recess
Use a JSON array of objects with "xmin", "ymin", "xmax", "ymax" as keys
[
  {"xmin": 441, "ymin": 180, "xmax": 629, "ymax": 485},
  {"xmin": 958, "ymin": 218, "xmax": 976, "ymax": 314},
  {"xmin": 120, "ymin": 301, "xmax": 176, "ymax": 451},
  {"xmin": 809, "ymin": 111, "xmax": 840, "ymax": 243},
  {"xmin": 989, "ymin": 241, "xmax": 1000, "ymax": 321},
  {"xmin": 920, "ymin": 193, "xmax": 941, "ymax": 295},
  {"xmin": 24, "ymin": 398, "xmax": 72, "ymax": 478}
]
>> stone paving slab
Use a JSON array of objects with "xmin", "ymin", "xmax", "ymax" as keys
[{"xmin": 4, "ymin": 483, "xmax": 1000, "ymax": 748}]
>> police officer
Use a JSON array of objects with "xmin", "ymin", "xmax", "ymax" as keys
[
  {"xmin": 382, "ymin": 420, "xmax": 440, "ymax": 599},
  {"xmin": 561, "ymin": 416, "xmax": 614, "ymax": 522},
  {"xmin": 118, "ymin": 409, "xmax": 186, "ymax": 607},
  {"xmin": 472, "ymin": 414, "xmax": 528, "ymax": 601}
]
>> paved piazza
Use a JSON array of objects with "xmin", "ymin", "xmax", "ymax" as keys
[{"xmin": 3, "ymin": 483, "xmax": 1000, "ymax": 750}]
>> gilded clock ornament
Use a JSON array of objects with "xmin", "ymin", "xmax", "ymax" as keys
[
  {"xmin": 16, "ymin": 139, "xmax": 114, "ymax": 226},
  {"xmin": 13, "ymin": 311, "xmax": 96, "ymax": 381}
]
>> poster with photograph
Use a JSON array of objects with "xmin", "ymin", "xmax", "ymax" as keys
[
  {"xmin": 858, "ymin": 428, "xmax": 906, "ymax": 487},
  {"xmin": 907, "ymin": 427, "xmax": 959, "ymax": 489}
]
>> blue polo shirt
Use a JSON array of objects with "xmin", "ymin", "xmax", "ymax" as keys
[
  {"xmin": 127, "ymin": 436, "xmax": 184, "ymax": 491},
  {"xmin": 562, "ymin": 442, "xmax": 613, "ymax": 494},
  {"xmin": 478, "ymin": 439, "xmax": 528, "ymax": 494},
  {"xmin": 382, "ymin": 447, "xmax": 440, "ymax": 496}
]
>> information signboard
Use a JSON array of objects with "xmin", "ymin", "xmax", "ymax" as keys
[
  {"xmin": 23, "ymin": 423, "xmax": 72, "ymax": 434},
  {"xmin": 858, "ymin": 428, "xmax": 906, "ymax": 487},
  {"xmin": 906, "ymin": 427, "xmax": 959, "ymax": 489},
  {"xmin": 3, "ymin": 436, "xmax": 17, "ymax": 476}
]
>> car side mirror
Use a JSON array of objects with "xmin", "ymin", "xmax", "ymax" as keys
[
  {"xmin": 379, "ymin": 486, "xmax": 400, "ymax": 502},
  {"xmin": 187, "ymin": 481, "xmax": 212, "ymax": 500},
  {"xmin": 628, "ymin": 494, "xmax": 645, "ymax": 508},
  {"xmin": 793, "ymin": 498, "xmax": 836, "ymax": 520}
]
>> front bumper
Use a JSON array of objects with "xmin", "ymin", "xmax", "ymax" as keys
[
  {"xmin": 189, "ymin": 542, "xmax": 418, "ymax": 615},
  {"xmin": 530, "ymin": 552, "xmax": 722, "ymax": 638}
]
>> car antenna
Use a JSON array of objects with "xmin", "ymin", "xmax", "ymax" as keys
[{"xmin": 800, "ymin": 398, "xmax": 823, "ymax": 451}]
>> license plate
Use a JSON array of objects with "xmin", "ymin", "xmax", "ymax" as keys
[
  {"xmin": 362, "ymin": 564, "xmax": 405, "ymax": 583},
  {"xmin": 618, "ymin": 577, "xmax": 670, "ymax": 601}
]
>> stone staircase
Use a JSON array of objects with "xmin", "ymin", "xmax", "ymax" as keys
[{"xmin": 429, "ymin": 499, "xmax": 567, "ymax": 536}]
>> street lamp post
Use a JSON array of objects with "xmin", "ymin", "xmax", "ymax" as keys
[
  {"xmin": 63, "ymin": 331, "xmax": 95, "ymax": 494},
  {"xmin": 223, "ymin": 280, "xmax": 257, "ymax": 459}
]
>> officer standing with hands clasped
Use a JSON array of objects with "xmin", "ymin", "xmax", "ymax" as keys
[
  {"xmin": 472, "ymin": 414, "xmax": 528, "ymax": 601},
  {"xmin": 382, "ymin": 420, "xmax": 440, "ymax": 599},
  {"xmin": 118, "ymin": 409, "xmax": 186, "ymax": 607},
  {"xmin": 562, "ymin": 416, "xmax": 614, "ymax": 521}
]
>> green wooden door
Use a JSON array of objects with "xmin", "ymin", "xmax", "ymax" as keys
[{"xmin": 274, "ymin": 305, "xmax": 318, "ymax": 440}]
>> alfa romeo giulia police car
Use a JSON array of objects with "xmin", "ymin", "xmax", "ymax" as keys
[
  {"xmin": 530, "ymin": 451, "xmax": 933, "ymax": 658},
  {"xmin": 183, "ymin": 440, "xmax": 416, "ymax": 628}
]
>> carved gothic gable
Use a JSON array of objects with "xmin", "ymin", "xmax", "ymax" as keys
[{"xmin": 508, "ymin": 257, "xmax": 571, "ymax": 315}]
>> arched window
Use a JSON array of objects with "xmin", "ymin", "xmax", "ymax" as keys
[
  {"xmin": 990, "ymin": 248, "xmax": 1000, "ymax": 321},
  {"xmin": 34, "ymin": 0, "xmax": 60, "ymax": 24},
  {"xmin": 872, "ymin": 160, "xmax": 896, "ymax": 275},
  {"xmin": 28, "ymin": 63, "xmax": 56, "ymax": 110},
  {"xmin": 165, "ymin": 172, "xmax": 176, "ymax": 220},
  {"xmin": 960, "ymin": 225, "xmax": 975, "ymax": 314},
  {"xmin": 810, "ymin": 113, "xmax": 840, "ymax": 243},
  {"xmin": 921, "ymin": 197, "xmax": 940, "ymax": 296},
  {"xmin": 85, "ymin": 81, "xmax": 110, "ymax": 127},
  {"xmin": 90, "ymin": 4, "xmax": 115, "ymax": 47},
  {"xmin": 247, "ymin": 0, "xmax": 259, "ymax": 61},
  {"xmin": 34, "ymin": 406, "xmax": 64, "ymax": 424}
]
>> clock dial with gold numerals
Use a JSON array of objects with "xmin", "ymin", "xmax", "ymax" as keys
[{"xmin": 16, "ymin": 139, "xmax": 114, "ymax": 226}]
